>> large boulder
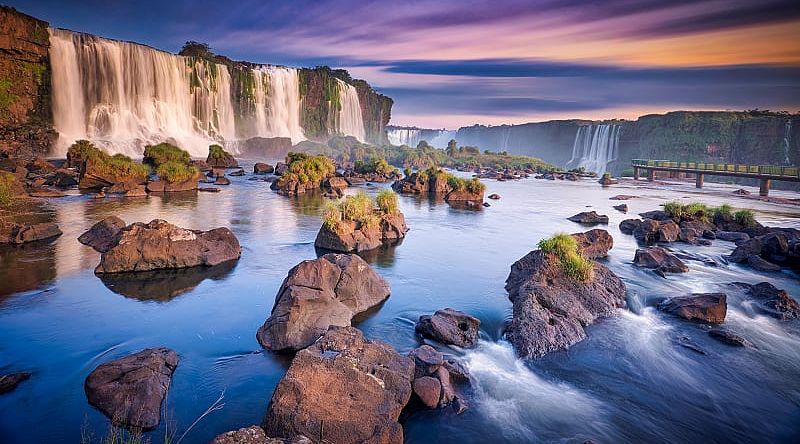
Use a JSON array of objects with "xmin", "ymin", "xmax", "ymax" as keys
[
  {"xmin": 619, "ymin": 219, "xmax": 641, "ymax": 235},
  {"xmin": 632, "ymin": 218, "xmax": 660, "ymax": 243},
  {"xmin": 0, "ymin": 222, "xmax": 62, "ymax": 245},
  {"xmin": 657, "ymin": 220, "xmax": 680, "ymax": 242},
  {"xmin": 207, "ymin": 145, "xmax": 238, "ymax": 168},
  {"xmin": 95, "ymin": 219, "xmax": 241, "ymax": 273},
  {"xmin": 257, "ymin": 254, "xmax": 391, "ymax": 351},
  {"xmin": 571, "ymin": 228, "xmax": 613, "ymax": 258},
  {"xmin": 504, "ymin": 241, "xmax": 627, "ymax": 358},
  {"xmin": 717, "ymin": 231, "xmax": 750, "ymax": 243},
  {"xmin": 263, "ymin": 327, "xmax": 414, "ymax": 444},
  {"xmin": 78, "ymin": 216, "xmax": 126, "ymax": 252},
  {"xmin": 567, "ymin": 211, "xmax": 609, "ymax": 225},
  {"xmin": 84, "ymin": 348, "xmax": 178, "ymax": 430},
  {"xmin": 735, "ymin": 282, "xmax": 800, "ymax": 320},
  {"xmin": 729, "ymin": 238, "xmax": 762, "ymax": 263},
  {"xmin": 747, "ymin": 255, "xmax": 781, "ymax": 272},
  {"xmin": 0, "ymin": 372, "xmax": 31, "ymax": 394},
  {"xmin": 254, "ymin": 162, "xmax": 274, "ymax": 174},
  {"xmin": 314, "ymin": 213, "xmax": 408, "ymax": 253},
  {"xmin": 415, "ymin": 308, "xmax": 481, "ymax": 348},
  {"xmin": 658, "ymin": 293, "xmax": 727, "ymax": 323},
  {"xmin": 633, "ymin": 247, "xmax": 689, "ymax": 273}
]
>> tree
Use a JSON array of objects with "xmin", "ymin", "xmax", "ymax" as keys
[
  {"xmin": 446, "ymin": 139, "xmax": 458, "ymax": 156},
  {"xmin": 179, "ymin": 41, "xmax": 213, "ymax": 59}
]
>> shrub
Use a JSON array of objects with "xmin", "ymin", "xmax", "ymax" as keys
[
  {"xmin": 538, "ymin": 233, "xmax": 594, "ymax": 281},
  {"xmin": 156, "ymin": 161, "xmax": 200, "ymax": 183},
  {"xmin": 355, "ymin": 157, "xmax": 394, "ymax": 175},
  {"xmin": 734, "ymin": 209, "xmax": 756, "ymax": 227},
  {"xmin": 360, "ymin": 213, "xmax": 381, "ymax": 230},
  {"xmin": 376, "ymin": 190, "xmax": 398, "ymax": 214},
  {"xmin": 339, "ymin": 192, "xmax": 374, "ymax": 222},
  {"xmin": 663, "ymin": 201, "xmax": 685, "ymax": 219},
  {"xmin": 208, "ymin": 144, "xmax": 228, "ymax": 160},
  {"xmin": 713, "ymin": 204, "xmax": 733, "ymax": 220},
  {"xmin": 278, "ymin": 152, "xmax": 336, "ymax": 188},
  {"xmin": 323, "ymin": 202, "xmax": 343, "ymax": 229},
  {"xmin": 144, "ymin": 143, "xmax": 190, "ymax": 167},
  {"xmin": 464, "ymin": 177, "xmax": 486, "ymax": 194},
  {"xmin": 67, "ymin": 139, "xmax": 100, "ymax": 164},
  {"xmin": 0, "ymin": 171, "xmax": 17, "ymax": 207}
]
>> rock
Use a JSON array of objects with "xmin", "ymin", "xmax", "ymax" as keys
[
  {"xmin": 254, "ymin": 162, "xmax": 274, "ymax": 174},
  {"xmin": 482, "ymin": 202, "xmax": 490, "ymax": 207},
  {"xmin": 445, "ymin": 189, "xmax": 484, "ymax": 204},
  {"xmin": 207, "ymin": 145, "xmax": 238, "ymax": 168},
  {"xmin": 78, "ymin": 157, "xmax": 146, "ymax": 190},
  {"xmin": 443, "ymin": 359, "xmax": 471, "ymax": 382},
  {"xmin": 0, "ymin": 222, "xmax": 62, "ymax": 245},
  {"xmin": 658, "ymin": 293, "xmax": 727, "ymax": 323},
  {"xmin": 215, "ymin": 176, "xmax": 231, "ymax": 186},
  {"xmin": 314, "ymin": 212, "xmax": 408, "ymax": 253},
  {"xmin": 211, "ymin": 426, "xmax": 310, "ymax": 444},
  {"xmin": 256, "ymin": 254, "xmax": 391, "ymax": 351},
  {"xmin": 84, "ymin": 348, "xmax": 178, "ymax": 430},
  {"xmin": 145, "ymin": 178, "xmax": 198, "ymax": 193},
  {"xmin": 435, "ymin": 366, "xmax": 456, "ymax": 407},
  {"xmin": 208, "ymin": 168, "xmax": 226, "ymax": 178},
  {"xmin": 639, "ymin": 210, "xmax": 670, "ymax": 221},
  {"xmin": 325, "ymin": 176, "xmax": 349, "ymax": 190},
  {"xmin": 567, "ymin": 211, "xmax": 609, "ymax": 225},
  {"xmin": 198, "ymin": 187, "xmax": 220, "ymax": 193},
  {"xmin": 759, "ymin": 232, "xmax": 789, "ymax": 256},
  {"xmin": 488, "ymin": 193, "xmax": 501, "ymax": 200},
  {"xmin": 345, "ymin": 177, "xmax": 366, "ymax": 186},
  {"xmin": 708, "ymin": 329, "xmax": 750, "ymax": 347},
  {"xmin": 95, "ymin": 219, "xmax": 241, "ymax": 273},
  {"xmin": 736, "ymin": 282, "xmax": 800, "ymax": 320},
  {"xmin": 679, "ymin": 227, "xmax": 699, "ymax": 244},
  {"xmin": 633, "ymin": 219, "xmax": 660, "ymax": 243},
  {"xmin": 634, "ymin": 247, "xmax": 689, "ymax": 273},
  {"xmin": 610, "ymin": 195, "xmax": 637, "ymax": 200},
  {"xmin": 274, "ymin": 162, "xmax": 288, "ymax": 176},
  {"xmin": 504, "ymin": 247, "xmax": 627, "ymax": 358},
  {"xmin": 28, "ymin": 189, "xmax": 66, "ymax": 198},
  {"xmin": 598, "ymin": 174, "xmax": 618, "ymax": 186},
  {"xmin": 619, "ymin": 219, "xmax": 641, "ymax": 234},
  {"xmin": 409, "ymin": 345, "xmax": 444, "ymax": 378},
  {"xmin": 263, "ymin": 327, "xmax": 414, "ymax": 444},
  {"xmin": 47, "ymin": 168, "xmax": 79, "ymax": 187},
  {"xmin": 78, "ymin": 216, "xmax": 126, "ymax": 253},
  {"xmin": 613, "ymin": 203, "xmax": 628, "ymax": 212},
  {"xmin": 415, "ymin": 308, "xmax": 481, "ymax": 348},
  {"xmin": 732, "ymin": 188, "xmax": 751, "ymax": 195},
  {"xmin": 189, "ymin": 159, "xmax": 210, "ymax": 172},
  {"xmin": 229, "ymin": 169, "xmax": 245, "ymax": 177},
  {"xmin": 571, "ymin": 229, "xmax": 614, "ymax": 259},
  {"xmin": 747, "ymin": 255, "xmax": 781, "ymax": 272},
  {"xmin": 717, "ymin": 231, "xmax": 750, "ymax": 243},
  {"xmin": 412, "ymin": 376, "xmax": 442, "ymax": 409},
  {"xmin": 0, "ymin": 372, "xmax": 31, "ymax": 394},
  {"xmin": 657, "ymin": 220, "xmax": 680, "ymax": 242},
  {"xmin": 729, "ymin": 238, "xmax": 762, "ymax": 262}
]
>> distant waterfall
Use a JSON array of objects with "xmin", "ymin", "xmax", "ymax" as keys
[
  {"xmin": 567, "ymin": 124, "xmax": 620, "ymax": 174},
  {"xmin": 387, "ymin": 128, "xmax": 421, "ymax": 146},
  {"xmin": 336, "ymin": 79, "xmax": 366, "ymax": 142},
  {"xmin": 48, "ymin": 28, "xmax": 309, "ymax": 157},
  {"xmin": 428, "ymin": 130, "xmax": 457, "ymax": 148},
  {"xmin": 387, "ymin": 127, "xmax": 456, "ymax": 148},
  {"xmin": 784, "ymin": 119, "xmax": 792, "ymax": 165}
]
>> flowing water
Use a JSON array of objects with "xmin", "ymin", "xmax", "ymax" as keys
[
  {"xmin": 1, "ymin": 172, "xmax": 799, "ymax": 444},
  {"xmin": 336, "ymin": 79, "xmax": 366, "ymax": 142},
  {"xmin": 568, "ymin": 124, "xmax": 621, "ymax": 174},
  {"xmin": 387, "ymin": 128, "xmax": 457, "ymax": 149}
]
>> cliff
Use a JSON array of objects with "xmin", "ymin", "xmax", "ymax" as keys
[{"xmin": 0, "ymin": 6, "xmax": 55, "ymax": 158}]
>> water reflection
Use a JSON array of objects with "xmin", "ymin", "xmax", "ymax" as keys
[
  {"xmin": 98, "ymin": 261, "xmax": 237, "ymax": 302},
  {"xmin": 315, "ymin": 240, "xmax": 401, "ymax": 267},
  {"xmin": 0, "ymin": 241, "xmax": 57, "ymax": 297}
]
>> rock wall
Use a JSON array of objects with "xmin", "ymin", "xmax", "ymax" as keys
[{"xmin": 0, "ymin": 7, "xmax": 55, "ymax": 158}]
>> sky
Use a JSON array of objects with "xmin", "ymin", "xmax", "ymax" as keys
[{"xmin": 9, "ymin": 0, "xmax": 800, "ymax": 129}]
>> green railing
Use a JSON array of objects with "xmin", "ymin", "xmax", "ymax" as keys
[{"xmin": 631, "ymin": 159, "xmax": 800, "ymax": 179}]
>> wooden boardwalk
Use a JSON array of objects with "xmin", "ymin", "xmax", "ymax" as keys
[{"xmin": 631, "ymin": 159, "xmax": 800, "ymax": 196}]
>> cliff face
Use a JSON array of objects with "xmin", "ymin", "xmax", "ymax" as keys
[
  {"xmin": 456, "ymin": 120, "xmax": 586, "ymax": 165},
  {"xmin": 0, "ymin": 7, "xmax": 55, "ymax": 158}
]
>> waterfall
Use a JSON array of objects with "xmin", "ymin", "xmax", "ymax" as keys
[
  {"xmin": 567, "ymin": 124, "xmax": 620, "ymax": 174},
  {"xmin": 784, "ymin": 119, "xmax": 792, "ymax": 165},
  {"xmin": 336, "ymin": 79, "xmax": 366, "ymax": 142},
  {"xmin": 428, "ymin": 130, "xmax": 457, "ymax": 148},
  {"xmin": 387, "ymin": 127, "xmax": 456, "ymax": 148},
  {"xmin": 387, "ymin": 128, "xmax": 421, "ymax": 146},
  {"xmin": 48, "ymin": 28, "xmax": 309, "ymax": 157}
]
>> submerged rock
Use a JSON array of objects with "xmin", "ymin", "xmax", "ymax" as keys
[
  {"xmin": 658, "ymin": 293, "xmax": 727, "ymax": 323},
  {"xmin": 708, "ymin": 329, "xmax": 750, "ymax": 347},
  {"xmin": 567, "ymin": 211, "xmax": 609, "ymax": 225},
  {"xmin": 0, "ymin": 372, "xmax": 31, "ymax": 394},
  {"xmin": 95, "ymin": 219, "xmax": 241, "ymax": 273},
  {"xmin": 78, "ymin": 216, "xmax": 126, "ymax": 253},
  {"xmin": 613, "ymin": 203, "xmax": 628, "ymax": 213},
  {"xmin": 0, "ymin": 222, "xmax": 62, "ymax": 245},
  {"xmin": 84, "ymin": 348, "xmax": 178, "ymax": 430},
  {"xmin": 504, "ymin": 231, "xmax": 627, "ymax": 358},
  {"xmin": 263, "ymin": 327, "xmax": 414, "ymax": 444},
  {"xmin": 488, "ymin": 193, "xmax": 501, "ymax": 200},
  {"xmin": 256, "ymin": 254, "xmax": 391, "ymax": 351},
  {"xmin": 314, "ymin": 213, "xmax": 408, "ymax": 253},
  {"xmin": 415, "ymin": 308, "xmax": 481, "ymax": 348},
  {"xmin": 633, "ymin": 247, "xmax": 689, "ymax": 273}
]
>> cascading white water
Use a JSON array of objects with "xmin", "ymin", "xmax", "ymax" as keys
[
  {"xmin": 784, "ymin": 119, "xmax": 792, "ymax": 165},
  {"xmin": 48, "ymin": 28, "xmax": 313, "ymax": 157},
  {"xmin": 387, "ymin": 128, "xmax": 422, "ymax": 146},
  {"xmin": 336, "ymin": 79, "xmax": 366, "ymax": 142},
  {"xmin": 567, "ymin": 124, "xmax": 620, "ymax": 174},
  {"xmin": 428, "ymin": 130, "xmax": 457, "ymax": 148}
]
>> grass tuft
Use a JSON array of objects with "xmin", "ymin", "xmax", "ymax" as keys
[
  {"xmin": 156, "ymin": 161, "xmax": 200, "ymax": 183},
  {"xmin": 144, "ymin": 143, "xmax": 190, "ymax": 167},
  {"xmin": 376, "ymin": 190, "xmax": 398, "ymax": 214},
  {"xmin": 734, "ymin": 209, "xmax": 756, "ymax": 228},
  {"xmin": 538, "ymin": 233, "xmax": 594, "ymax": 281}
]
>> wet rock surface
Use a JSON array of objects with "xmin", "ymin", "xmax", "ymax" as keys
[
  {"xmin": 78, "ymin": 216, "xmax": 126, "ymax": 253},
  {"xmin": 634, "ymin": 247, "xmax": 689, "ymax": 273},
  {"xmin": 415, "ymin": 308, "xmax": 481, "ymax": 348},
  {"xmin": 0, "ymin": 372, "xmax": 31, "ymax": 394},
  {"xmin": 658, "ymin": 293, "xmax": 727, "ymax": 324},
  {"xmin": 567, "ymin": 211, "xmax": 609, "ymax": 225},
  {"xmin": 314, "ymin": 213, "xmax": 408, "ymax": 253}
]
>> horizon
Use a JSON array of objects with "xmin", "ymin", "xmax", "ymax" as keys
[{"xmin": 5, "ymin": 0, "xmax": 800, "ymax": 129}]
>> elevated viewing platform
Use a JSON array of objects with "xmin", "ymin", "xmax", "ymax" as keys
[{"xmin": 631, "ymin": 159, "xmax": 800, "ymax": 196}]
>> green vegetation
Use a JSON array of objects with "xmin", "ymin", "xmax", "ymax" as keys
[
  {"xmin": 619, "ymin": 168, "xmax": 634, "ymax": 177},
  {"xmin": 277, "ymin": 152, "xmax": 336, "ymax": 188},
  {"xmin": 734, "ymin": 209, "xmax": 756, "ymax": 228},
  {"xmin": 713, "ymin": 204, "xmax": 733, "ymax": 220},
  {"xmin": 538, "ymin": 233, "xmax": 594, "ymax": 281},
  {"xmin": 447, "ymin": 175, "xmax": 486, "ymax": 194},
  {"xmin": 354, "ymin": 157, "xmax": 395, "ymax": 175},
  {"xmin": 376, "ymin": 190, "xmax": 399, "ymax": 214},
  {"xmin": 67, "ymin": 140, "xmax": 150, "ymax": 182},
  {"xmin": 0, "ymin": 171, "xmax": 18, "ymax": 208},
  {"xmin": 143, "ymin": 143, "xmax": 190, "ymax": 167},
  {"xmin": 208, "ymin": 144, "xmax": 229, "ymax": 160},
  {"xmin": 156, "ymin": 161, "xmax": 200, "ymax": 183}
]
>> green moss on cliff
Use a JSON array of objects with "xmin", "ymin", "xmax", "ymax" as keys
[{"xmin": 0, "ymin": 79, "xmax": 14, "ymax": 118}]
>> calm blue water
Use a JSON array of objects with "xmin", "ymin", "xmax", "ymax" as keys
[{"xmin": 1, "ymin": 166, "xmax": 799, "ymax": 443}]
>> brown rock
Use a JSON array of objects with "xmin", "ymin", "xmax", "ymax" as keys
[
  {"xmin": 571, "ymin": 229, "xmax": 614, "ymax": 259},
  {"xmin": 412, "ymin": 376, "xmax": 442, "ymax": 409},
  {"xmin": 659, "ymin": 293, "xmax": 727, "ymax": 323},
  {"xmin": 78, "ymin": 216, "xmax": 127, "ymax": 253},
  {"xmin": 84, "ymin": 348, "xmax": 178, "ymax": 430},
  {"xmin": 657, "ymin": 220, "xmax": 680, "ymax": 242},
  {"xmin": 567, "ymin": 211, "xmax": 609, "ymax": 225},
  {"xmin": 325, "ymin": 176, "xmax": 349, "ymax": 190},
  {"xmin": 409, "ymin": 345, "xmax": 444, "ymax": 378},
  {"xmin": 146, "ymin": 178, "xmax": 198, "ymax": 193},
  {"xmin": 747, "ymin": 255, "xmax": 781, "ymax": 272},
  {"xmin": 633, "ymin": 247, "xmax": 689, "ymax": 273},
  {"xmin": 211, "ymin": 426, "xmax": 310, "ymax": 444},
  {"xmin": 254, "ymin": 162, "xmax": 274, "ymax": 174},
  {"xmin": 263, "ymin": 327, "xmax": 414, "ymax": 444},
  {"xmin": 737, "ymin": 281, "xmax": 800, "ymax": 320},
  {"xmin": 415, "ymin": 308, "xmax": 481, "ymax": 348},
  {"xmin": 314, "ymin": 212, "xmax": 408, "ymax": 253},
  {"xmin": 0, "ymin": 372, "xmax": 31, "ymax": 394},
  {"xmin": 256, "ymin": 254, "xmax": 390, "ymax": 351},
  {"xmin": 0, "ymin": 222, "xmax": 62, "ymax": 245},
  {"xmin": 708, "ymin": 329, "xmax": 750, "ymax": 347}
]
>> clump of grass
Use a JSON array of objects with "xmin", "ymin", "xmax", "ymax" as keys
[
  {"xmin": 663, "ymin": 201, "xmax": 685, "ymax": 219},
  {"xmin": 156, "ymin": 161, "xmax": 200, "ymax": 183},
  {"xmin": 713, "ymin": 203, "xmax": 733, "ymax": 220},
  {"xmin": 0, "ymin": 171, "xmax": 18, "ymax": 207},
  {"xmin": 734, "ymin": 209, "xmax": 756, "ymax": 227},
  {"xmin": 538, "ymin": 233, "xmax": 594, "ymax": 281},
  {"xmin": 208, "ymin": 144, "xmax": 229, "ymax": 160},
  {"xmin": 354, "ymin": 157, "xmax": 394, "ymax": 175},
  {"xmin": 67, "ymin": 139, "xmax": 99, "ymax": 165},
  {"xmin": 144, "ymin": 143, "xmax": 190, "ymax": 167},
  {"xmin": 339, "ymin": 192, "xmax": 374, "ymax": 222},
  {"xmin": 67, "ymin": 140, "xmax": 150, "ymax": 183},
  {"xmin": 376, "ymin": 190, "xmax": 398, "ymax": 214},
  {"xmin": 278, "ymin": 152, "xmax": 336, "ymax": 188}
]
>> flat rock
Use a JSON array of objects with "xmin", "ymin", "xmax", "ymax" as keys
[
  {"xmin": 95, "ymin": 219, "xmax": 241, "ymax": 273},
  {"xmin": 659, "ymin": 293, "xmax": 727, "ymax": 323},
  {"xmin": 256, "ymin": 254, "xmax": 391, "ymax": 351},
  {"xmin": 567, "ymin": 211, "xmax": 609, "ymax": 225},
  {"xmin": 263, "ymin": 327, "xmax": 414, "ymax": 444},
  {"xmin": 78, "ymin": 216, "xmax": 126, "ymax": 253},
  {"xmin": 634, "ymin": 247, "xmax": 689, "ymax": 273},
  {"xmin": 254, "ymin": 163, "xmax": 275, "ymax": 174},
  {"xmin": 84, "ymin": 348, "xmax": 178, "ymax": 430},
  {"xmin": 415, "ymin": 308, "xmax": 481, "ymax": 348},
  {"xmin": 0, "ymin": 222, "xmax": 62, "ymax": 245}
]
